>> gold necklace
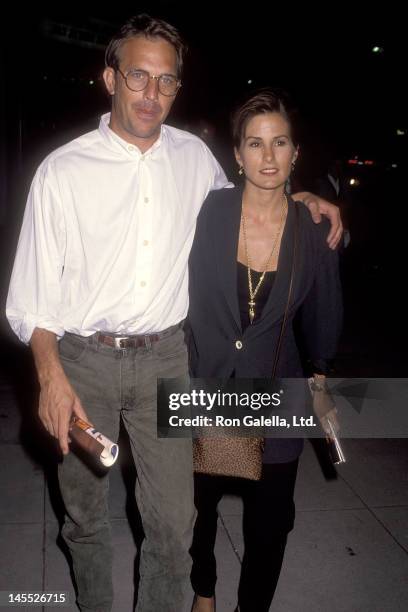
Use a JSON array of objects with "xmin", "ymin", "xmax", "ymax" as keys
[{"xmin": 241, "ymin": 194, "xmax": 287, "ymax": 324}]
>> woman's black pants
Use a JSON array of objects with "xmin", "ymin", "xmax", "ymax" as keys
[{"xmin": 190, "ymin": 458, "xmax": 299, "ymax": 612}]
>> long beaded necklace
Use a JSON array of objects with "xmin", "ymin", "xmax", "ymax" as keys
[{"xmin": 241, "ymin": 194, "xmax": 287, "ymax": 324}]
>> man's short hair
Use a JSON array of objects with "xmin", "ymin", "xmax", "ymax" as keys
[{"xmin": 105, "ymin": 13, "xmax": 187, "ymax": 76}]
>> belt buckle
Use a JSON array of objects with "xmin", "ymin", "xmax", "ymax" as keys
[{"xmin": 113, "ymin": 336, "xmax": 129, "ymax": 349}]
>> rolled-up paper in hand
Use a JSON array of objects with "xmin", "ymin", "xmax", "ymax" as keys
[{"xmin": 69, "ymin": 416, "xmax": 119, "ymax": 467}]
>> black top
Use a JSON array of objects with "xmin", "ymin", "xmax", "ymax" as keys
[{"xmin": 237, "ymin": 262, "xmax": 276, "ymax": 331}]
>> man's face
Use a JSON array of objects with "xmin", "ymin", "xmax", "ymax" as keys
[{"xmin": 103, "ymin": 36, "xmax": 179, "ymax": 152}]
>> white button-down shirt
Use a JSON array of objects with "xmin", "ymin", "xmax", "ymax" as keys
[{"xmin": 6, "ymin": 113, "xmax": 231, "ymax": 343}]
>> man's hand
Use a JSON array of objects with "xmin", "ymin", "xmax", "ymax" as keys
[
  {"xmin": 39, "ymin": 370, "xmax": 88, "ymax": 455},
  {"xmin": 292, "ymin": 191, "xmax": 343, "ymax": 249},
  {"xmin": 30, "ymin": 328, "xmax": 89, "ymax": 454}
]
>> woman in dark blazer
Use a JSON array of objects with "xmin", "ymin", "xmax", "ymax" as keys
[{"xmin": 188, "ymin": 90, "xmax": 343, "ymax": 612}]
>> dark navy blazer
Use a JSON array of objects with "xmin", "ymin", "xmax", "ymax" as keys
[{"xmin": 187, "ymin": 186, "xmax": 343, "ymax": 462}]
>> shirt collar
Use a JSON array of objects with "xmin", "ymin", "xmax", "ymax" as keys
[{"xmin": 98, "ymin": 112, "xmax": 164, "ymax": 158}]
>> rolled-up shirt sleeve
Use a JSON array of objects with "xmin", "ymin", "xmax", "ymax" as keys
[{"xmin": 6, "ymin": 160, "xmax": 66, "ymax": 344}]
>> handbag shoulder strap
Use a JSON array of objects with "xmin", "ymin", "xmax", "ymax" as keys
[{"xmin": 271, "ymin": 200, "xmax": 300, "ymax": 379}]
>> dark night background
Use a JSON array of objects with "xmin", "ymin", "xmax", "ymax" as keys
[
  {"xmin": 0, "ymin": 6, "xmax": 406, "ymax": 604},
  {"xmin": 0, "ymin": 1, "xmax": 407, "ymax": 402}
]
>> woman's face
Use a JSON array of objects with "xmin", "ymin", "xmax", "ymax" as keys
[{"xmin": 235, "ymin": 112, "xmax": 298, "ymax": 191}]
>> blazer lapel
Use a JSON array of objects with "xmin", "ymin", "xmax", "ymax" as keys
[{"xmin": 214, "ymin": 187, "xmax": 242, "ymax": 332}]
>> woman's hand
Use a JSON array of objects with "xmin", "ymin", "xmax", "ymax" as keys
[
  {"xmin": 310, "ymin": 375, "xmax": 340, "ymax": 436},
  {"xmin": 318, "ymin": 406, "xmax": 340, "ymax": 436}
]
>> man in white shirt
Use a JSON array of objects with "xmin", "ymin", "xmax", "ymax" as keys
[{"xmin": 6, "ymin": 14, "xmax": 342, "ymax": 612}]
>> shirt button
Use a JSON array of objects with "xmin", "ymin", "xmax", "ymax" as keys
[
  {"xmin": 127, "ymin": 145, "xmax": 134, "ymax": 152},
  {"xmin": 235, "ymin": 340, "xmax": 243, "ymax": 350},
  {"xmin": 144, "ymin": 197, "xmax": 149, "ymax": 203},
  {"xmin": 140, "ymin": 281, "xmax": 146, "ymax": 288},
  {"xmin": 143, "ymin": 240, "xmax": 149, "ymax": 246},
  {"xmin": 140, "ymin": 156, "xmax": 145, "ymax": 162}
]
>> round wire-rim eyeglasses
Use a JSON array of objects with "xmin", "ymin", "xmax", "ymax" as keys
[{"xmin": 117, "ymin": 68, "xmax": 181, "ymax": 96}]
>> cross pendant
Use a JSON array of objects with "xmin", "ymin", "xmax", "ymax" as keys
[{"xmin": 248, "ymin": 302, "xmax": 255, "ymax": 324}]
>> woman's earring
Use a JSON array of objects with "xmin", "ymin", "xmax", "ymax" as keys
[
  {"xmin": 291, "ymin": 161, "xmax": 296, "ymax": 171},
  {"xmin": 238, "ymin": 166, "xmax": 244, "ymax": 176}
]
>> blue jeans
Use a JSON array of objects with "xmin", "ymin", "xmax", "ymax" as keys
[{"xmin": 58, "ymin": 326, "xmax": 195, "ymax": 611}]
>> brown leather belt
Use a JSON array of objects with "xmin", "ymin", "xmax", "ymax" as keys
[{"xmin": 89, "ymin": 322, "xmax": 183, "ymax": 350}]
